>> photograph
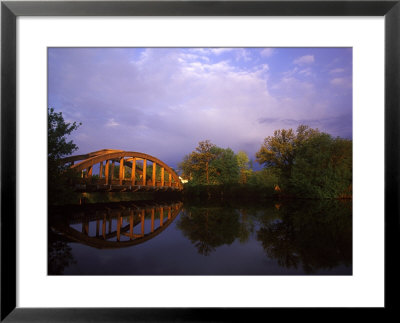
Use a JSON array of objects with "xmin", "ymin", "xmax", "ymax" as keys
[
  {"xmin": 2, "ymin": 0, "xmax": 397, "ymax": 319},
  {"xmin": 47, "ymin": 47, "xmax": 353, "ymax": 276}
]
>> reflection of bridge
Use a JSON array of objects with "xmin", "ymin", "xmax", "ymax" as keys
[
  {"xmin": 62, "ymin": 149, "xmax": 183, "ymax": 192},
  {"xmin": 50, "ymin": 202, "xmax": 183, "ymax": 249}
]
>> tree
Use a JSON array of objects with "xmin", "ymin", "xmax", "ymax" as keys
[
  {"xmin": 48, "ymin": 107, "xmax": 81, "ymax": 205},
  {"xmin": 289, "ymin": 134, "xmax": 352, "ymax": 198},
  {"xmin": 178, "ymin": 154, "xmax": 194, "ymax": 181},
  {"xmin": 48, "ymin": 107, "xmax": 81, "ymax": 162},
  {"xmin": 236, "ymin": 151, "xmax": 252, "ymax": 184},
  {"xmin": 179, "ymin": 140, "xmax": 217, "ymax": 184},
  {"xmin": 209, "ymin": 147, "xmax": 239, "ymax": 184},
  {"xmin": 255, "ymin": 125, "xmax": 321, "ymax": 187},
  {"xmin": 179, "ymin": 141, "xmax": 241, "ymax": 185},
  {"xmin": 255, "ymin": 125, "xmax": 352, "ymax": 198},
  {"xmin": 192, "ymin": 140, "xmax": 216, "ymax": 184},
  {"xmin": 248, "ymin": 168, "xmax": 280, "ymax": 190}
]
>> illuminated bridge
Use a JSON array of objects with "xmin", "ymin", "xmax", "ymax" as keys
[{"xmin": 62, "ymin": 149, "xmax": 183, "ymax": 192}]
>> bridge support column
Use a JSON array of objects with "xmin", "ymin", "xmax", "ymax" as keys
[
  {"xmin": 119, "ymin": 157, "xmax": 124, "ymax": 185},
  {"xmin": 161, "ymin": 167, "xmax": 164, "ymax": 186},
  {"xmin": 110, "ymin": 161, "xmax": 115, "ymax": 182},
  {"xmin": 87, "ymin": 166, "xmax": 93, "ymax": 178},
  {"xmin": 168, "ymin": 173, "xmax": 172, "ymax": 187},
  {"xmin": 105, "ymin": 160, "xmax": 110, "ymax": 184},
  {"xmin": 131, "ymin": 158, "xmax": 136, "ymax": 185},
  {"xmin": 142, "ymin": 159, "xmax": 147, "ymax": 186},
  {"xmin": 152, "ymin": 162, "xmax": 156, "ymax": 186},
  {"xmin": 99, "ymin": 162, "xmax": 103, "ymax": 179}
]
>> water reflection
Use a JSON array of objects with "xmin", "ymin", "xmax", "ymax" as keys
[
  {"xmin": 48, "ymin": 199, "xmax": 351, "ymax": 275},
  {"xmin": 48, "ymin": 231, "xmax": 76, "ymax": 275},
  {"xmin": 177, "ymin": 206, "xmax": 246, "ymax": 255},
  {"xmin": 177, "ymin": 200, "xmax": 351, "ymax": 273},
  {"xmin": 50, "ymin": 202, "xmax": 183, "ymax": 249},
  {"xmin": 256, "ymin": 200, "xmax": 352, "ymax": 274}
]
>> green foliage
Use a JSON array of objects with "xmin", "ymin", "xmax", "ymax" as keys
[
  {"xmin": 248, "ymin": 168, "xmax": 280, "ymax": 189},
  {"xmin": 188, "ymin": 140, "xmax": 216, "ymax": 184},
  {"xmin": 256, "ymin": 125, "xmax": 320, "ymax": 179},
  {"xmin": 289, "ymin": 134, "xmax": 352, "ymax": 198},
  {"xmin": 209, "ymin": 147, "xmax": 239, "ymax": 184},
  {"xmin": 48, "ymin": 107, "xmax": 81, "ymax": 162},
  {"xmin": 48, "ymin": 107, "xmax": 81, "ymax": 205},
  {"xmin": 236, "ymin": 151, "xmax": 252, "ymax": 184},
  {"xmin": 179, "ymin": 125, "xmax": 352, "ymax": 200},
  {"xmin": 179, "ymin": 140, "xmax": 240, "ymax": 185},
  {"xmin": 256, "ymin": 125, "xmax": 352, "ymax": 198}
]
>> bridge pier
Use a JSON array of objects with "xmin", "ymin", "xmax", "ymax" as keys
[
  {"xmin": 105, "ymin": 160, "xmax": 109, "ymax": 184},
  {"xmin": 119, "ymin": 157, "xmax": 124, "ymax": 185},
  {"xmin": 142, "ymin": 159, "xmax": 147, "ymax": 186},
  {"xmin": 152, "ymin": 162, "xmax": 156, "ymax": 186},
  {"xmin": 131, "ymin": 157, "xmax": 136, "ymax": 185}
]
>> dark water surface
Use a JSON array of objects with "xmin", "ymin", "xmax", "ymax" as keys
[{"xmin": 48, "ymin": 199, "xmax": 352, "ymax": 275}]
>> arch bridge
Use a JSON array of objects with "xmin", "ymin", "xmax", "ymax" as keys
[{"xmin": 62, "ymin": 149, "xmax": 183, "ymax": 192}]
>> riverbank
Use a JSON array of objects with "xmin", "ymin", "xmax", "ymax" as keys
[
  {"xmin": 49, "ymin": 182, "xmax": 351, "ymax": 206},
  {"xmin": 181, "ymin": 183, "xmax": 352, "ymax": 202}
]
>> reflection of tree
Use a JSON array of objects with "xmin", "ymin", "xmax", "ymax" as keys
[
  {"xmin": 176, "ymin": 206, "xmax": 241, "ymax": 256},
  {"xmin": 256, "ymin": 200, "xmax": 352, "ymax": 274},
  {"xmin": 48, "ymin": 230, "xmax": 76, "ymax": 275},
  {"xmin": 237, "ymin": 209, "xmax": 257, "ymax": 244}
]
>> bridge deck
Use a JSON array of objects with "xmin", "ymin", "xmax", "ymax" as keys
[{"xmin": 74, "ymin": 183, "xmax": 182, "ymax": 192}]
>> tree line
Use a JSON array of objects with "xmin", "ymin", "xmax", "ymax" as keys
[
  {"xmin": 179, "ymin": 125, "xmax": 352, "ymax": 199},
  {"xmin": 48, "ymin": 107, "xmax": 352, "ymax": 202}
]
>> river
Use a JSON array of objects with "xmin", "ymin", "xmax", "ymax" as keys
[{"xmin": 48, "ymin": 199, "xmax": 352, "ymax": 275}]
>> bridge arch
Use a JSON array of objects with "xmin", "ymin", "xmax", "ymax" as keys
[{"xmin": 64, "ymin": 149, "xmax": 183, "ymax": 190}]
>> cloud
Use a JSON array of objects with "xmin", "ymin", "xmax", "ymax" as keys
[
  {"xmin": 48, "ymin": 48, "xmax": 352, "ymax": 168},
  {"xmin": 298, "ymin": 68, "xmax": 313, "ymax": 77},
  {"xmin": 330, "ymin": 68, "xmax": 345, "ymax": 74},
  {"xmin": 209, "ymin": 48, "xmax": 234, "ymax": 55},
  {"xmin": 293, "ymin": 55, "xmax": 315, "ymax": 65},
  {"xmin": 331, "ymin": 77, "xmax": 352, "ymax": 88},
  {"xmin": 260, "ymin": 48, "xmax": 275, "ymax": 58},
  {"xmin": 259, "ymin": 113, "xmax": 352, "ymax": 139},
  {"xmin": 105, "ymin": 118, "xmax": 119, "ymax": 127}
]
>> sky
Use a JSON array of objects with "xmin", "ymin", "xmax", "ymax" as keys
[{"xmin": 48, "ymin": 47, "xmax": 352, "ymax": 169}]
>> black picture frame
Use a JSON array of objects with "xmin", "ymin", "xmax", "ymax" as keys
[{"xmin": 1, "ymin": 0, "xmax": 399, "ymax": 321}]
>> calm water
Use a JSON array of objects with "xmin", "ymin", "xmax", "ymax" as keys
[{"xmin": 48, "ymin": 199, "xmax": 352, "ymax": 275}]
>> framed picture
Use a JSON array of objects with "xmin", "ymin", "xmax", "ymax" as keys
[{"xmin": 1, "ymin": 0, "xmax": 399, "ymax": 320}]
